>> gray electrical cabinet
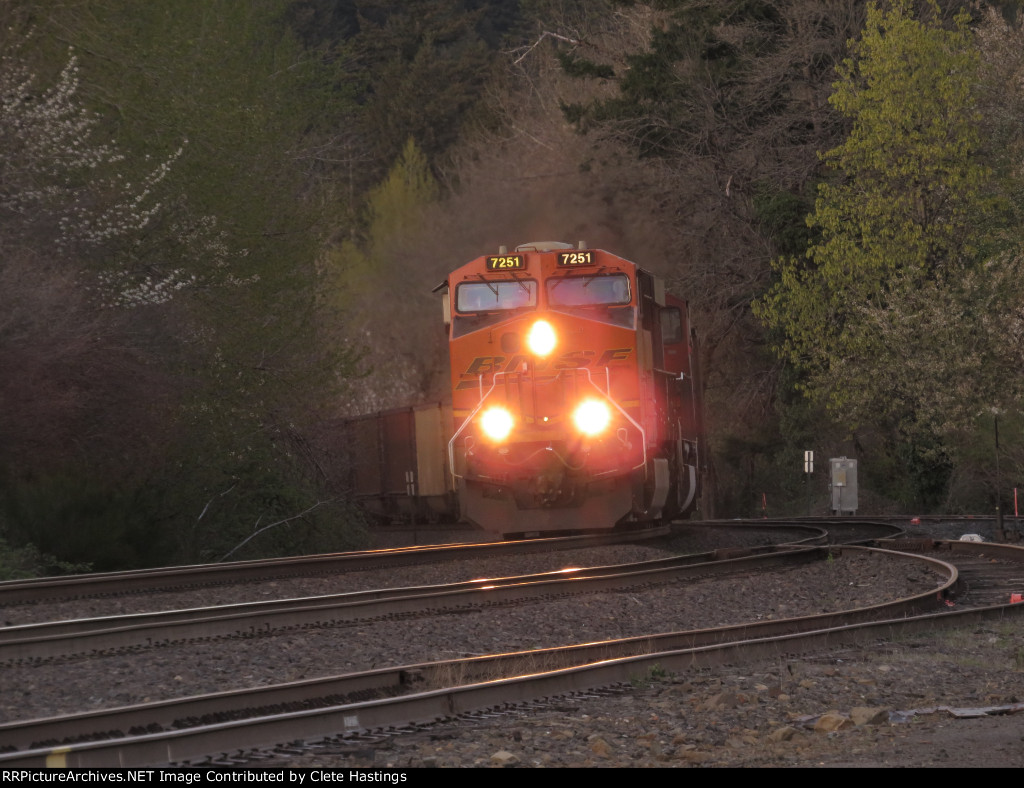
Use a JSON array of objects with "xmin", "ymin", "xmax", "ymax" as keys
[{"xmin": 830, "ymin": 457, "xmax": 858, "ymax": 515}]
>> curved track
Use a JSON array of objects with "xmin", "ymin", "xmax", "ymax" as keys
[
  {"xmin": 0, "ymin": 539, "xmax": 835, "ymax": 665},
  {"xmin": 0, "ymin": 528, "xmax": 669, "ymax": 606},
  {"xmin": 4, "ymin": 519, "xmax": 1018, "ymax": 768}
]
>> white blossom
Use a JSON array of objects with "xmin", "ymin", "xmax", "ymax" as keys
[{"xmin": 1, "ymin": 35, "xmax": 254, "ymax": 309}]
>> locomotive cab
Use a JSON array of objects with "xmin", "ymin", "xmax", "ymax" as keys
[{"xmin": 440, "ymin": 242, "xmax": 703, "ymax": 537}]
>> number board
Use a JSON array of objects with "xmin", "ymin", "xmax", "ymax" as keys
[
  {"xmin": 486, "ymin": 255, "xmax": 526, "ymax": 271},
  {"xmin": 556, "ymin": 250, "xmax": 594, "ymax": 267}
]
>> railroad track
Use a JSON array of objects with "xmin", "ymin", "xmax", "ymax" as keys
[
  {"xmin": 0, "ymin": 519, "xmax": 895, "ymax": 611},
  {"xmin": 1, "ymin": 539, "xmax": 836, "ymax": 665},
  {"xmin": 1, "ymin": 519, "xmax": 894, "ymax": 668},
  {"xmin": 5, "ymin": 521, "xmax": 1008, "ymax": 769},
  {"xmin": 0, "ymin": 521, "xmax": 831, "ymax": 630},
  {"xmin": 0, "ymin": 541, "xmax": 974, "ymax": 766},
  {"xmin": 0, "ymin": 527, "xmax": 672, "ymax": 607},
  {"xmin": 881, "ymin": 537, "xmax": 1024, "ymax": 607}
]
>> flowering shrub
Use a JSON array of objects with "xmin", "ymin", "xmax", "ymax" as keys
[{"xmin": 0, "ymin": 38, "xmax": 248, "ymax": 308}]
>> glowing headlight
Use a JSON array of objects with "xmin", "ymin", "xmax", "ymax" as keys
[
  {"xmin": 480, "ymin": 406, "xmax": 514, "ymax": 441},
  {"xmin": 573, "ymin": 399, "xmax": 612, "ymax": 437},
  {"xmin": 526, "ymin": 320, "xmax": 556, "ymax": 357}
]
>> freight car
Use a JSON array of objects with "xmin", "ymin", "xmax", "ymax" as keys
[
  {"xmin": 326, "ymin": 403, "xmax": 456, "ymax": 524},
  {"xmin": 336, "ymin": 242, "xmax": 705, "ymax": 538}
]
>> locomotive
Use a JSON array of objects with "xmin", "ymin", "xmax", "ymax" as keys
[{"xmin": 333, "ymin": 242, "xmax": 705, "ymax": 538}]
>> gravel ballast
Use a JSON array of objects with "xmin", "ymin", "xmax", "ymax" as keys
[
  {"xmin": 4, "ymin": 549, "xmax": 940, "ymax": 723},
  {"xmin": 5, "ymin": 522, "xmax": 1022, "ymax": 768}
]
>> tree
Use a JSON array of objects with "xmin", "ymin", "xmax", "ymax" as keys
[
  {"xmin": 0, "ymin": 25, "xmax": 189, "ymax": 569},
  {"xmin": 308, "ymin": 0, "xmax": 506, "ymax": 183},
  {"xmin": 753, "ymin": 1, "xmax": 1024, "ymax": 509},
  {"xmin": 324, "ymin": 138, "xmax": 447, "ymax": 414},
  {"xmin": 542, "ymin": 0, "xmax": 872, "ymax": 513},
  {"xmin": 755, "ymin": 1, "xmax": 991, "ymax": 422},
  {"xmin": 0, "ymin": 2, "xmax": 368, "ymax": 569}
]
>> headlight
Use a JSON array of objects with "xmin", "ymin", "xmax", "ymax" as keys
[
  {"xmin": 479, "ymin": 406, "xmax": 514, "ymax": 441},
  {"xmin": 573, "ymin": 399, "xmax": 612, "ymax": 437},
  {"xmin": 526, "ymin": 320, "xmax": 556, "ymax": 357}
]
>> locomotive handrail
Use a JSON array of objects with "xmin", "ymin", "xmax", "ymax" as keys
[
  {"xmin": 447, "ymin": 372, "xmax": 504, "ymax": 479},
  {"xmin": 446, "ymin": 367, "xmax": 649, "ymax": 479},
  {"xmin": 572, "ymin": 366, "xmax": 648, "ymax": 473}
]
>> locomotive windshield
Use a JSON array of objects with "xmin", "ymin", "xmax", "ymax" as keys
[
  {"xmin": 546, "ymin": 274, "xmax": 631, "ymax": 307},
  {"xmin": 456, "ymin": 280, "xmax": 537, "ymax": 312}
]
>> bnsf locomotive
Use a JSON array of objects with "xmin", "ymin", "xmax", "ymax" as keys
[{"xmin": 333, "ymin": 242, "xmax": 705, "ymax": 538}]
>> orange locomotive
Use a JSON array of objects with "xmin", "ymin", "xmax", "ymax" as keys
[{"xmin": 439, "ymin": 241, "xmax": 704, "ymax": 537}]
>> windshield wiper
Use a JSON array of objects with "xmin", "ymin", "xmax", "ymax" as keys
[
  {"xmin": 581, "ymin": 266, "xmax": 609, "ymax": 289},
  {"xmin": 475, "ymin": 274, "xmax": 500, "ymax": 297}
]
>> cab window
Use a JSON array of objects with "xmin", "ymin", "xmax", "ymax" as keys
[
  {"xmin": 546, "ymin": 274, "xmax": 631, "ymax": 307},
  {"xmin": 661, "ymin": 307, "xmax": 684, "ymax": 344},
  {"xmin": 456, "ymin": 280, "xmax": 537, "ymax": 312}
]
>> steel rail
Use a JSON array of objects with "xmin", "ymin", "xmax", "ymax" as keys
[
  {"xmin": 0, "ymin": 520, "xmax": 864, "ymax": 609},
  {"xmin": 0, "ymin": 538, "xmax": 815, "ymax": 644},
  {"xmin": 0, "ymin": 527, "xmax": 671, "ymax": 606},
  {"xmin": 0, "ymin": 522, "xmax": 831, "ymax": 638},
  {"xmin": 694, "ymin": 518, "xmax": 906, "ymax": 543},
  {"xmin": 0, "ymin": 544, "xmax": 960, "ymax": 763},
  {"xmin": 1, "ymin": 543, "xmax": 844, "ymax": 663}
]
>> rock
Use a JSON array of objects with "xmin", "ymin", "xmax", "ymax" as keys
[
  {"xmin": 674, "ymin": 748, "xmax": 711, "ymax": 764},
  {"xmin": 701, "ymin": 691, "xmax": 740, "ymax": 711},
  {"xmin": 490, "ymin": 750, "xmax": 519, "ymax": 766},
  {"xmin": 814, "ymin": 712, "xmax": 853, "ymax": 732},
  {"xmin": 850, "ymin": 707, "xmax": 890, "ymax": 726},
  {"xmin": 725, "ymin": 734, "xmax": 758, "ymax": 749},
  {"xmin": 769, "ymin": 726, "xmax": 799, "ymax": 742},
  {"xmin": 588, "ymin": 736, "xmax": 613, "ymax": 758}
]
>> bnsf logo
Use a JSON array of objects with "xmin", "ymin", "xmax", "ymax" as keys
[{"xmin": 457, "ymin": 348, "xmax": 633, "ymax": 387}]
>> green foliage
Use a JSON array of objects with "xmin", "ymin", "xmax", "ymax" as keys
[
  {"xmin": 630, "ymin": 662, "xmax": 671, "ymax": 687},
  {"xmin": 154, "ymin": 419, "xmax": 371, "ymax": 564},
  {"xmin": 752, "ymin": 1, "xmax": 1024, "ymax": 511},
  {"xmin": 325, "ymin": 138, "xmax": 439, "ymax": 311},
  {"xmin": 756, "ymin": 1, "xmax": 990, "ymax": 419},
  {"xmin": 818, "ymin": 0, "xmax": 988, "ymax": 280},
  {"xmin": 77, "ymin": 1, "xmax": 331, "ymax": 276},
  {"xmin": 752, "ymin": 183, "xmax": 816, "ymax": 258},
  {"xmin": 1, "ymin": 473, "xmax": 160, "ymax": 571},
  {"xmin": 366, "ymin": 138, "xmax": 440, "ymax": 250},
  {"xmin": 323, "ymin": 138, "xmax": 448, "ymax": 413},
  {"xmin": 0, "ymin": 535, "xmax": 92, "ymax": 581},
  {"xmin": 0, "ymin": 1, "xmax": 369, "ymax": 570},
  {"xmin": 947, "ymin": 409, "xmax": 1024, "ymax": 512}
]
